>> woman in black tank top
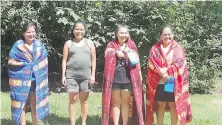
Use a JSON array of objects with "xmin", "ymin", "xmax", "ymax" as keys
[{"xmin": 110, "ymin": 24, "xmax": 134, "ymax": 125}]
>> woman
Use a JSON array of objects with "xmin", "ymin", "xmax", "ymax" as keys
[
  {"xmin": 146, "ymin": 26, "xmax": 192, "ymax": 125},
  {"xmin": 102, "ymin": 24, "xmax": 145, "ymax": 125},
  {"xmin": 61, "ymin": 21, "xmax": 96, "ymax": 125},
  {"xmin": 8, "ymin": 22, "xmax": 49, "ymax": 125}
]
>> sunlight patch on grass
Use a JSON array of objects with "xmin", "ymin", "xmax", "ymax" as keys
[{"xmin": 1, "ymin": 92, "xmax": 222, "ymax": 125}]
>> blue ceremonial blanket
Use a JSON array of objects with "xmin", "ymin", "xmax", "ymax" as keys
[{"xmin": 8, "ymin": 40, "xmax": 49, "ymax": 124}]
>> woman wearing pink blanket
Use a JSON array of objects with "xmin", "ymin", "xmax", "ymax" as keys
[
  {"xmin": 146, "ymin": 26, "xmax": 192, "ymax": 125},
  {"xmin": 102, "ymin": 24, "xmax": 145, "ymax": 125}
]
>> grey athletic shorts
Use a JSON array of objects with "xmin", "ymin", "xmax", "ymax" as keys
[{"xmin": 66, "ymin": 79, "xmax": 91, "ymax": 93}]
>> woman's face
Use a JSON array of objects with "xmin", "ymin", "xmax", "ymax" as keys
[
  {"xmin": 116, "ymin": 27, "xmax": 129, "ymax": 43},
  {"xmin": 73, "ymin": 23, "xmax": 85, "ymax": 40},
  {"xmin": 160, "ymin": 27, "xmax": 174, "ymax": 44},
  {"xmin": 23, "ymin": 26, "xmax": 36, "ymax": 43}
]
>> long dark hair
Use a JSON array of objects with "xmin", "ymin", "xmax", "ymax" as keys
[
  {"xmin": 21, "ymin": 22, "xmax": 36, "ymax": 40},
  {"xmin": 70, "ymin": 21, "xmax": 87, "ymax": 39}
]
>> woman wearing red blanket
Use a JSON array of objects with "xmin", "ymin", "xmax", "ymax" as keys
[
  {"xmin": 102, "ymin": 24, "xmax": 145, "ymax": 125},
  {"xmin": 146, "ymin": 26, "xmax": 192, "ymax": 125}
]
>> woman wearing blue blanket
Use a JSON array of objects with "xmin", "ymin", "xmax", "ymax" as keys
[{"xmin": 8, "ymin": 22, "xmax": 49, "ymax": 125}]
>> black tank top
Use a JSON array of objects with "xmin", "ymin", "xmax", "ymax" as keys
[{"xmin": 112, "ymin": 58, "xmax": 131, "ymax": 84}]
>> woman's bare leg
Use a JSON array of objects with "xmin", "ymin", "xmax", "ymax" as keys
[
  {"xmin": 79, "ymin": 92, "xmax": 89, "ymax": 125},
  {"xmin": 157, "ymin": 101, "xmax": 167, "ymax": 125},
  {"xmin": 121, "ymin": 90, "xmax": 131, "ymax": 125},
  {"xmin": 68, "ymin": 92, "xmax": 79, "ymax": 125},
  {"xmin": 168, "ymin": 102, "xmax": 178, "ymax": 125},
  {"xmin": 112, "ymin": 90, "xmax": 121, "ymax": 125},
  {"xmin": 29, "ymin": 92, "xmax": 38, "ymax": 125}
]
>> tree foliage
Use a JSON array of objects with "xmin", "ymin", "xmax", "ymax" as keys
[{"xmin": 1, "ymin": 1, "xmax": 222, "ymax": 93}]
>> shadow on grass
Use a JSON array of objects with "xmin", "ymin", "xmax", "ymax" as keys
[
  {"xmin": 76, "ymin": 114, "xmax": 101, "ymax": 125},
  {"xmin": 42, "ymin": 113, "xmax": 101, "ymax": 125},
  {"xmin": 42, "ymin": 113, "xmax": 69, "ymax": 125},
  {"xmin": 1, "ymin": 118, "xmax": 32, "ymax": 125}
]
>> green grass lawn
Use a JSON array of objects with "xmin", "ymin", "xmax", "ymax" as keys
[{"xmin": 1, "ymin": 92, "xmax": 222, "ymax": 125}]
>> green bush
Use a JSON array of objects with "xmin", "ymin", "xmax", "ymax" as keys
[{"xmin": 1, "ymin": 1, "xmax": 222, "ymax": 93}]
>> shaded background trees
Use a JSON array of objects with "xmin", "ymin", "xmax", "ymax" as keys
[{"xmin": 1, "ymin": 1, "xmax": 222, "ymax": 93}]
